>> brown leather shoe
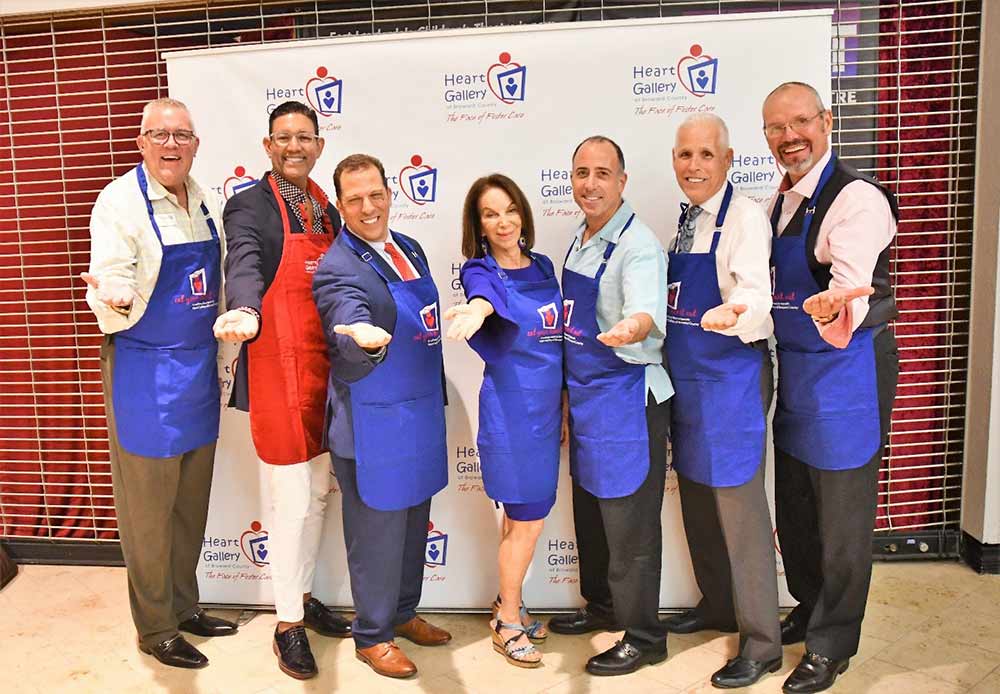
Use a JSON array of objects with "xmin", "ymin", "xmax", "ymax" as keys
[
  {"xmin": 394, "ymin": 615, "xmax": 452, "ymax": 646},
  {"xmin": 355, "ymin": 641, "xmax": 417, "ymax": 678}
]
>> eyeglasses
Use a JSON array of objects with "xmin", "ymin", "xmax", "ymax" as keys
[
  {"xmin": 143, "ymin": 129, "xmax": 197, "ymax": 146},
  {"xmin": 269, "ymin": 132, "xmax": 319, "ymax": 147},
  {"xmin": 763, "ymin": 111, "xmax": 826, "ymax": 138}
]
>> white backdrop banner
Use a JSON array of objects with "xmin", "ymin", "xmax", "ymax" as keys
[{"xmin": 166, "ymin": 10, "xmax": 832, "ymax": 609}]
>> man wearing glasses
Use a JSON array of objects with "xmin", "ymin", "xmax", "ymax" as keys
[
  {"xmin": 84, "ymin": 97, "xmax": 237, "ymax": 669},
  {"xmin": 763, "ymin": 82, "xmax": 899, "ymax": 694},
  {"xmin": 214, "ymin": 100, "xmax": 350, "ymax": 680}
]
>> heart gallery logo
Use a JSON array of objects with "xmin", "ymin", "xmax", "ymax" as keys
[
  {"xmin": 398, "ymin": 154, "xmax": 438, "ymax": 205},
  {"xmin": 677, "ymin": 44, "xmax": 719, "ymax": 98},
  {"xmin": 305, "ymin": 66, "xmax": 343, "ymax": 117},
  {"xmin": 240, "ymin": 520, "xmax": 270, "ymax": 568},
  {"xmin": 424, "ymin": 521, "xmax": 448, "ymax": 568}
]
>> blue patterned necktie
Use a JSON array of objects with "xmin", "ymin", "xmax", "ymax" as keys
[{"xmin": 677, "ymin": 205, "xmax": 702, "ymax": 253}]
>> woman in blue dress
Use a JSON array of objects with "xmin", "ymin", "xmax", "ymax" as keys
[{"xmin": 444, "ymin": 174, "xmax": 565, "ymax": 668}]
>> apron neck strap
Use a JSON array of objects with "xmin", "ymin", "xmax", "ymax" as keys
[{"xmin": 135, "ymin": 165, "xmax": 217, "ymax": 245}]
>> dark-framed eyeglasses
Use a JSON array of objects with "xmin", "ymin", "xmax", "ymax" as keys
[{"xmin": 142, "ymin": 129, "xmax": 197, "ymax": 146}]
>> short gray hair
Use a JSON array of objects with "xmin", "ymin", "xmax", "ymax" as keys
[
  {"xmin": 140, "ymin": 97, "xmax": 195, "ymax": 132},
  {"xmin": 675, "ymin": 113, "xmax": 730, "ymax": 151},
  {"xmin": 763, "ymin": 81, "xmax": 826, "ymax": 114}
]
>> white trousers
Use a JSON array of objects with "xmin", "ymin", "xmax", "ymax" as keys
[{"xmin": 264, "ymin": 454, "xmax": 331, "ymax": 622}]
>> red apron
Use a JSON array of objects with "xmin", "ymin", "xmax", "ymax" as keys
[{"xmin": 248, "ymin": 174, "xmax": 335, "ymax": 464}]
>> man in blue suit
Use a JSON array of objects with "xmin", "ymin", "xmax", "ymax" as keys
[{"xmin": 312, "ymin": 153, "xmax": 451, "ymax": 680}]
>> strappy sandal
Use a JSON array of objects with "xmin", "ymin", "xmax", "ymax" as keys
[
  {"xmin": 490, "ymin": 618, "xmax": 542, "ymax": 668},
  {"xmin": 491, "ymin": 595, "xmax": 548, "ymax": 642}
]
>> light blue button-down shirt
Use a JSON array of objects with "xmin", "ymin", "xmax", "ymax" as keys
[{"xmin": 563, "ymin": 200, "xmax": 673, "ymax": 403}]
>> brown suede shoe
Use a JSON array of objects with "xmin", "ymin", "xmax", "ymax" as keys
[
  {"xmin": 394, "ymin": 615, "xmax": 452, "ymax": 646},
  {"xmin": 355, "ymin": 641, "xmax": 417, "ymax": 678}
]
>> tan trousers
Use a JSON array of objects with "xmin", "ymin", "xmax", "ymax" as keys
[{"xmin": 100, "ymin": 336, "xmax": 216, "ymax": 648}]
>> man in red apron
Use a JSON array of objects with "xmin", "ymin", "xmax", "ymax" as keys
[
  {"xmin": 313, "ymin": 154, "xmax": 451, "ymax": 680},
  {"xmin": 214, "ymin": 101, "xmax": 350, "ymax": 680},
  {"xmin": 85, "ymin": 98, "xmax": 237, "ymax": 669},
  {"xmin": 764, "ymin": 82, "xmax": 899, "ymax": 694}
]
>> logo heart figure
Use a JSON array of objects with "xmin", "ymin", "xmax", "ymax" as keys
[
  {"xmin": 676, "ymin": 44, "xmax": 718, "ymax": 98},
  {"xmin": 486, "ymin": 51, "xmax": 526, "ymax": 105},
  {"xmin": 305, "ymin": 66, "xmax": 342, "ymax": 116},
  {"xmin": 223, "ymin": 166, "xmax": 256, "ymax": 200},
  {"xmin": 240, "ymin": 521, "xmax": 270, "ymax": 567},
  {"xmin": 399, "ymin": 154, "xmax": 437, "ymax": 205},
  {"xmin": 428, "ymin": 546, "xmax": 440, "ymax": 560}
]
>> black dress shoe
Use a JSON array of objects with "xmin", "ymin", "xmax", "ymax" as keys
[
  {"xmin": 585, "ymin": 639, "xmax": 667, "ymax": 676},
  {"xmin": 711, "ymin": 655, "xmax": 783, "ymax": 688},
  {"xmin": 178, "ymin": 609, "xmax": 238, "ymax": 637},
  {"xmin": 302, "ymin": 597, "xmax": 352, "ymax": 637},
  {"xmin": 782, "ymin": 652, "xmax": 849, "ymax": 693},
  {"xmin": 548, "ymin": 606, "xmax": 620, "ymax": 635},
  {"xmin": 139, "ymin": 634, "xmax": 209, "ymax": 669},
  {"xmin": 273, "ymin": 625, "xmax": 318, "ymax": 680},
  {"xmin": 663, "ymin": 609, "xmax": 738, "ymax": 634},
  {"xmin": 780, "ymin": 610, "xmax": 809, "ymax": 645}
]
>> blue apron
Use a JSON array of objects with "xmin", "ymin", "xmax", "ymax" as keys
[
  {"xmin": 562, "ymin": 214, "xmax": 650, "ymax": 499},
  {"xmin": 342, "ymin": 231, "xmax": 448, "ymax": 511},
  {"xmin": 666, "ymin": 183, "xmax": 767, "ymax": 487},
  {"xmin": 770, "ymin": 155, "xmax": 881, "ymax": 470},
  {"xmin": 111, "ymin": 165, "xmax": 221, "ymax": 458},
  {"xmin": 477, "ymin": 254, "xmax": 563, "ymax": 504}
]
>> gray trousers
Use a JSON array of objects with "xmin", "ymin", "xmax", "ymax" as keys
[
  {"xmin": 101, "ymin": 336, "xmax": 215, "ymax": 649},
  {"xmin": 675, "ymin": 350, "xmax": 781, "ymax": 662}
]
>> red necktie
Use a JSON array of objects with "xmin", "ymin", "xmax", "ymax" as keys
[{"xmin": 384, "ymin": 242, "xmax": 416, "ymax": 281}]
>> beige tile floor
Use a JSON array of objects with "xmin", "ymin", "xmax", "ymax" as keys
[{"xmin": 0, "ymin": 561, "xmax": 998, "ymax": 693}]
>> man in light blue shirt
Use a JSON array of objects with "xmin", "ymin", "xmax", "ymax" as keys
[{"xmin": 549, "ymin": 135, "xmax": 672, "ymax": 677}]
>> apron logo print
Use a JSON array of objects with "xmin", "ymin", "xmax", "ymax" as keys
[
  {"xmin": 562, "ymin": 299, "xmax": 575, "ymax": 327},
  {"xmin": 537, "ymin": 302, "xmax": 559, "ymax": 329},
  {"xmin": 677, "ymin": 43, "xmax": 719, "ymax": 97},
  {"xmin": 419, "ymin": 304, "xmax": 439, "ymax": 332},
  {"xmin": 667, "ymin": 281, "xmax": 681, "ymax": 310},
  {"xmin": 425, "ymin": 521, "xmax": 448, "ymax": 567},
  {"xmin": 189, "ymin": 268, "xmax": 207, "ymax": 296},
  {"xmin": 240, "ymin": 520, "xmax": 270, "ymax": 567}
]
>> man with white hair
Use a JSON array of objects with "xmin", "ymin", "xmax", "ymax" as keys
[
  {"xmin": 83, "ymin": 97, "xmax": 237, "ymax": 669},
  {"xmin": 663, "ymin": 113, "xmax": 782, "ymax": 688}
]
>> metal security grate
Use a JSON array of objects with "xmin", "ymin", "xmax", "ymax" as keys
[{"xmin": 0, "ymin": 0, "xmax": 979, "ymax": 552}]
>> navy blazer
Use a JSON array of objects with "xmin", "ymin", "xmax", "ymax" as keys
[
  {"xmin": 222, "ymin": 173, "xmax": 341, "ymax": 410},
  {"xmin": 312, "ymin": 229, "xmax": 444, "ymax": 460}
]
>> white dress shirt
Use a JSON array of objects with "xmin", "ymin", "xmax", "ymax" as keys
[
  {"xmin": 368, "ymin": 235, "xmax": 421, "ymax": 279},
  {"xmin": 86, "ymin": 163, "xmax": 223, "ymax": 333},
  {"xmin": 666, "ymin": 186, "xmax": 774, "ymax": 343}
]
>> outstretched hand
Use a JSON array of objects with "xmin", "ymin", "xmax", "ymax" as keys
[
  {"xmin": 334, "ymin": 322, "xmax": 392, "ymax": 350},
  {"xmin": 597, "ymin": 317, "xmax": 640, "ymax": 347},
  {"xmin": 700, "ymin": 303, "xmax": 748, "ymax": 332},
  {"xmin": 213, "ymin": 310, "xmax": 260, "ymax": 342},
  {"xmin": 802, "ymin": 287, "xmax": 873, "ymax": 322},
  {"xmin": 444, "ymin": 303, "xmax": 487, "ymax": 341},
  {"xmin": 80, "ymin": 271, "xmax": 135, "ymax": 308}
]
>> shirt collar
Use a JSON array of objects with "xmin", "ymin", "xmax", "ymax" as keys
[
  {"xmin": 779, "ymin": 148, "xmax": 832, "ymax": 198},
  {"xmin": 141, "ymin": 162, "xmax": 203, "ymax": 210},
  {"xmin": 694, "ymin": 183, "xmax": 728, "ymax": 219},
  {"xmin": 575, "ymin": 199, "xmax": 635, "ymax": 247},
  {"xmin": 345, "ymin": 226, "xmax": 390, "ymax": 251}
]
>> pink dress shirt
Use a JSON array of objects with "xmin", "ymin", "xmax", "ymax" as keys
[{"xmin": 768, "ymin": 149, "xmax": 897, "ymax": 348}]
